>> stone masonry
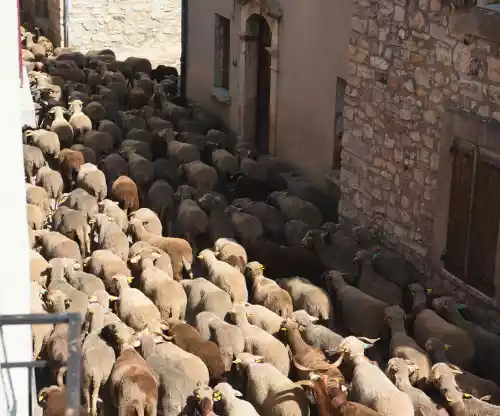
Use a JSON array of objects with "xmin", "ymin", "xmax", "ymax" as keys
[
  {"xmin": 68, "ymin": 0, "xmax": 181, "ymax": 68},
  {"xmin": 340, "ymin": 0, "xmax": 500, "ymax": 308}
]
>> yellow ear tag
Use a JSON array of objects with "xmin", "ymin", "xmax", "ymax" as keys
[
  {"xmin": 426, "ymin": 288, "xmax": 433, "ymax": 294},
  {"xmin": 463, "ymin": 394, "xmax": 472, "ymax": 399},
  {"xmin": 280, "ymin": 327, "xmax": 287, "ymax": 332},
  {"xmin": 255, "ymin": 359, "xmax": 262, "ymax": 363},
  {"xmin": 444, "ymin": 344, "xmax": 450, "ymax": 351}
]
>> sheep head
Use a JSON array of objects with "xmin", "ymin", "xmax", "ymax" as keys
[
  {"xmin": 432, "ymin": 296, "xmax": 459, "ymax": 316},
  {"xmin": 292, "ymin": 310, "xmax": 319, "ymax": 326},
  {"xmin": 245, "ymin": 261, "xmax": 265, "ymax": 280},
  {"xmin": 45, "ymin": 289, "xmax": 71, "ymax": 313},
  {"xmin": 385, "ymin": 358, "xmax": 418, "ymax": 380},
  {"xmin": 431, "ymin": 363, "xmax": 468, "ymax": 405},
  {"xmin": 327, "ymin": 336, "xmax": 379, "ymax": 361},
  {"xmin": 233, "ymin": 352, "xmax": 264, "ymax": 371},
  {"xmin": 384, "ymin": 305, "xmax": 406, "ymax": 325},
  {"xmin": 194, "ymin": 385, "xmax": 214, "ymax": 416}
]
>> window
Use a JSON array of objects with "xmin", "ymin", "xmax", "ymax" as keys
[
  {"xmin": 214, "ymin": 14, "xmax": 230, "ymax": 90},
  {"xmin": 332, "ymin": 77, "xmax": 346, "ymax": 170},
  {"xmin": 443, "ymin": 140, "xmax": 500, "ymax": 297},
  {"xmin": 35, "ymin": 0, "xmax": 49, "ymax": 18}
]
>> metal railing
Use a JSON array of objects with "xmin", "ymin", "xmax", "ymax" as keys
[{"xmin": 0, "ymin": 312, "xmax": 82, "ymax": 416}]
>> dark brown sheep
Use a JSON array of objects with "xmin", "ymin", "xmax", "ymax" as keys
[
  {"xmin": 100, "ymin": 323, "xmax": 158, "ymax": 416},
  {"xmin": 166, "ymin": 319, "xmax": 226, "ymax": 387},
  {"xmin": 57, "ymin": 148, "xmax": 84, "ymax": 190},
  {"xmin": 127, "ymin": 87, "xmax": 149, "ymax": 110},
  {"xmin": 111, "ymin": 175, "xmax": 139, "ymax": 214}
]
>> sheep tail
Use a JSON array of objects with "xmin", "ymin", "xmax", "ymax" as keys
[
  {"xmin": 56, "ymin": 366, "xmax": 67, "ymax": 386},
  {"xmin": 182, "ymin": 257, "xmax": 193, "ymax": 279}
]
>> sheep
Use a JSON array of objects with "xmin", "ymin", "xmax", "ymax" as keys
[
  {"xmin": 30, "ymin": 281, "xmax": 53, "ymax": 360},
  {"xmin": 98, "ymin": 119, "xmax": 122, "ymax": 145},
  {"xmin": 425, "ymin": 337, "xmax": 500, "ymax": 404},
  {"xmin": 35, "ymin": 166, "xmax": 64, "ymax": 207},
  {"xmin": 100, "ymin": 323, "xmax": 158, "ymax": 416},
  {"xmin": 138, "ymin": 334, "xmax": 203, "ymax": 416},
  {"xmin": 44, "ymin": 290, "xmax": 79, "ymax": 385},
  {"xmin": 195, "ymin": 311, "xmax": 245, "ymax": 371},
  {"xmin": 232, "ymin": 198, "xmax": 286, "ymax": 241},
  {"xmin": 384, "ymin": 305, "xmax": 431, "ymax": 386},
  {"xmin": 432, "ymin": 296, "xmax": 500, "ymax": 385},
  {"xmin": 98, "ymin": 199, "xmax": 128, "ymax": 232},
  {"xmin": 23, "ymin": 144, "xmax": 45, "ymax": 181},
  {"xmin": 181, "ymin": 278, "xmax": 233, "ymax": 324},
  {"xmin": 126, "ymin": 152, "xmax": 154, "ymax": 195},
  {"xmin": 111, "ymin": 175, "xmax": 139, "ymax": 214},
  {"xmin": 35, "ymin": 230, "xmax": 82, "ymax": 263},
  {"xmin": 246, "ymin": 261, "xmax": 293, "ymax": 318},
  {"xmin": 76, "ymin": 166, "xmax": 107, "ymax": 202},
  {"xmin": 268, "ymin": 191, "xmax": 323, "ymax": 228},
  {"xmin": 82, "ymin": 130, "xmax": 114, "ymax": 160},
  {"xmin": 277, "ymin": 276, "xmax": 334, "ymax": 328},
  {"xmin": 232, "ymin": 352, "xmax": 310, "ymax": 416},
  {"xmin": 52, "ymin": 206, "xmax": 91, "ymax": 256},
  {"xmin": 148, "ymin": 179, "xmax": 176, "ymax": 235},
  {"xmin": 129, "ymin": 217, "xmax": 193, "ymax": 280},
  {"xmin": 212, "ymin": 238, "xmax": 247, "ymax": 273},
  {"xmin": 27, "ymin": 203, "xmax": 45, "ymax": 230},
  {"xmin": 160, "ymin": 128, "xmax": 201, "ymax": 164},
  {"xmin": 198, "ymin": 249, "xmax": 248, "ymax": 303},
  {"xmin": 136, "ymin": 256, "xmax": 187, "ymax": 320},
  {"xmin": 26, "ymin": 183, "xmax": 52, "ymax": 217},
  {"xmin": 30, "ymin": 249, "xmax": 52, "ymax": 286},
  {"xmin": 409, "ymin": 284, "xmax": 475, "ymax": 370},
  {"xmin": 323, "ymin": 271, "xmax": 386, "ymax": 339},
  {"xmin": 385, "ymin": 358, "xmax": 448, "ymax": 416},
  {"xmin": 292, "ymin": 309, "xmax": 344, "ymax": 353},
  {"xmin": 164, "ymin": 318, "xmax": 226, "ymax": 386},
  {"xmin": 228, "ymin": 303, "xmax": 290, "ymax": 376},
  {"xmin": 244, "ymin": 303, "xmax": 283, "ymax": 336},
  {"xmin": 178, "ymin": 160, "xmax": 218, "ymax": 191},
  {"xmin": 212, "ymin": 382, "xmax": 259, "ymax": 416},
  {"xmin": 84, "ymin": 101, "xmax": 106, "ymax": 127},
  {"xmin": 68, "ymin": 99, "xmax": 92, "ymax": 136},
  {"xmin": 48, "ymin": 106, "xmax": 74, "ymax": 148},
  {"xmin": 37, "ymin": 384, "xmax": 89, "ymax": 416},
  {"xmin": 225, "ymin": 206, "xmax": 264, "ymax": 245},
  {"xmin": 110, "ymin": 274, "xmax": 165, "ymax": 332},
  {"xmin": 176, "ymin": 185, "xmax": 209, "ymax": 253},
  {"xmin": 91, "ymin": 213, "xmax": 129, "ymax": 260},
  {"xmin": 64, "ymin": 265, "xmax": 106, "ymax": 297},
  {"xmin": 330, "ymin": 336, "xmax": 414, "ymax": 415},
  {"xmin": 102, "ymin": 154, "xmax": 129, "ymax": 186},
  {"xmin": 85, "ymin": 250, "xmax": 131, "ymax": 294},
  {"xmin": 81, "ymin": 308, "xmax": 116, "ymax": 415},
  {"xmin": 60, "ymin": 188, "xmax": 98, "ymax": 221},
  {"xmin": 198, "ymin": 192, "xmax": 236, "ymax": 243},
  {"xmin": 352, "ymin": 249, "xmax": 402, "ymax": 306},
  {"xmin": 25, "ymin": 129, "xmax": 60, "ymax": 160},
  {"xmin": 129, "ymin": 209, "xmax": 162, "ymax": 236},
  {"xmin": 128, "ymin": 242, "xmax": 174, "ymax": 277},
  {"xmin": 431, "ymin": 362, "xmax": 500, "ymax": 416},
  {"xmin": 57, "ymin": 148, "xmax": 84, "ymax": 189}
]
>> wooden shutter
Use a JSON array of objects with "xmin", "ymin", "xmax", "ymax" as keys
[
  {"xmin": 466, "ymin": 151, "xmax": 500, "ymax": 296},
  {"xmin": 444, "ymin": 144, "xmax": 475, "ymax": 279}
]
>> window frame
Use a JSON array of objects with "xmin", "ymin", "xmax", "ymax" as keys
[{"xmin": 213, "ymin": 13, "xmax": 231, "ymax": 92}]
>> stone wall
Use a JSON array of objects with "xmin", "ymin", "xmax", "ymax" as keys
[
  {"xmin": 340, "ymin": 1, "xmax": 500, "ymax": 276},
  {"xmin": 68, "ymin": 0, "xmax": 181, "ymax": 68}
]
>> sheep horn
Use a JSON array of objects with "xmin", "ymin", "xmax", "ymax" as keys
[
  {"xmin": 330, "ymin": 352, "xmax": 345, "ymax": 367},
  {"xmin": 292, "ymin": 380, "xmax": 314, "ymax": 389},
  {"xmin": 56, "ymin": 366, "xmax": 67, "ymax": 387},
  {"xmin": 357, "ymin": 337, "xmax": 380, "ymax": 344},
  {"xmin": 291, "ymin": 357, "xmax": 315, "ymax": 372},
  {"xmin": 447, "ymin": 364, "xmax": 463, "ymax": 375}
]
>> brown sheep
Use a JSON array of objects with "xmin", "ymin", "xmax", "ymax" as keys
[
  {"xmin": 166, "ymin": 319, "xmax": 226, "ymax": 387},
  {"xmin": 129, "ymin": 217, "xmax": 193, "ymax": 281},
  {"xmin": 37, "ymin": 385, "xmax": 90, "ymax": 416},
  {"xmin": 111, "ymin": 175, "xmax": 139, "ymax": 214},
  {"xmin": 100, "ymin": 323, "xmax": 158, "ymax": 416},
  {"xmin": 57, "ymin": 148, "xmax": 84, "ymax": 190}
]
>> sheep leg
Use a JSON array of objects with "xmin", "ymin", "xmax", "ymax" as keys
[
  {"xmin": 90, "ymin": 374, "xmax": 101, "ymax": 416},
  {"xmin": 82, "ymin": 377, "xmax": 91, "ymax": 414}
]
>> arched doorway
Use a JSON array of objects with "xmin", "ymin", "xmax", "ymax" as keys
[{"xmin": 245, "ymin": 14, "xmax": 272, "ymax": 154}]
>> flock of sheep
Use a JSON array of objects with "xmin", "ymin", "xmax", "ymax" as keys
[{"xmin": 21, "ymin": 22, "xmax": 500, "ymax": 416}]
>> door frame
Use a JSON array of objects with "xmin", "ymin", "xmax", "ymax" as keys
[{"xmin": 238, "ymin": 1, "xmax": 280, "ymax": 154}]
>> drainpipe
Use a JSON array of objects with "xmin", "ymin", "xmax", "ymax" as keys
[
  {"xmin": 62, "ymin": 0, "xmax": 70, "ymax": 47},
  {"xmin": 180, "ymin": 0, "xmax": 188, "ymax": 105}
]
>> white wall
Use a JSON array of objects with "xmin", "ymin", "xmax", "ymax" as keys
[{"xmin": 0, "ymin": 1, "xmax": 32, "ymax": 415}]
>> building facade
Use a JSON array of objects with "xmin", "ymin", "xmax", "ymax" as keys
[
  {"xmin": 185, "ymin": 0, "xmax": 352, "ymax": 188},
  {"xmin": 22, "ymin": 0, "xmax": 181, "ymax": 68},
  {"xmin": 341, "ymin": 0, "xmax": 500, "ymax": 307}
]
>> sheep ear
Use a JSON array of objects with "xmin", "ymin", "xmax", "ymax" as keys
[
  {"xmin": 130, "ymin": 255, "xmax": 141, "ymax": 264},
  {"xmin": 447, "ymin": 364, "xmax": 463, "ymax": 374},
  {"xmin": 309, "ymin": 316, "xmax": 319, "ymax": 323},
  {"xmin": 131, "ymin": 339, "xmax": 141, "ymax": 347},
  {"xmin": 232, "ymin": 388, "xmax": 243, "ymax": 397}
]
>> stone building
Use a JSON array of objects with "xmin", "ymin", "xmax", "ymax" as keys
[
  {"xmin": 21, "ymin": 0, "xmax": 181, "ymax": 67},
  {"xmin": 184, "ymin": 0, "xmax": 352, "ymax": 188},
  {"xmin": 341, "ymin": 0, "xmax": 500, "ymax": 307}
]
